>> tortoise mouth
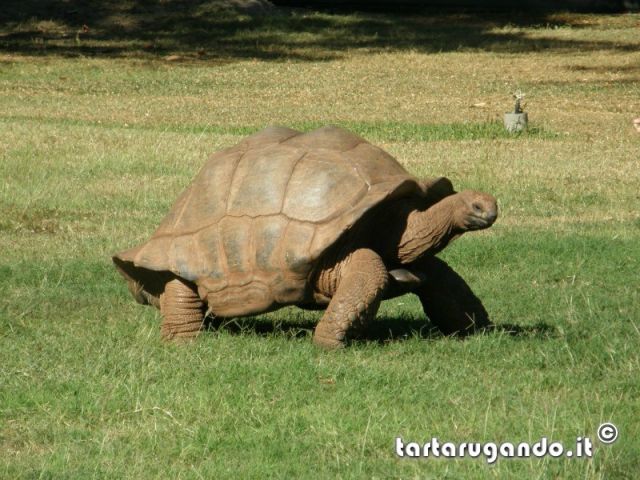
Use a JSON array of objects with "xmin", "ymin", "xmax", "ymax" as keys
[{"xmin": 466, "ymin": 211, "xmax": 498, "ymax": 230}]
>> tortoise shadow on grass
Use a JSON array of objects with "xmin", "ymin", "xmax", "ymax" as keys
[
  {"xmin": 203, "ymin": 313, "xmax": 317, "ymax": 340},
  {"xmin": 358, "ymin": 318, "xmax": 559, "ymax": 344},
  {"xmin": 203, "ymin": 313, "xmax": 446, "ymax": 343},
  {"xmin": 203, "ymin": 313, "xmax": 558, "ymax": 345}
]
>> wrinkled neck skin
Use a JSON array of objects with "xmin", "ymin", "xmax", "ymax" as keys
[{"xmin": 393, "ymin": 195, "xmax": 463, "ymax": 265}]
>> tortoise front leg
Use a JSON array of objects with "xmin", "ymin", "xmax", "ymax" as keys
[
  {"xmin": 159, "ymin": 277, "xmax": 205, "ymax": 340},
  {"xmin": 414, "ymin": 256, "xmax": 491, "ymax": 335},
  {"xmin": 313, "ymin": 248, "xmax": 388, "ymax": 349}
]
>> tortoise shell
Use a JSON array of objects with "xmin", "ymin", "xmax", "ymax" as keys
[{"xmin": 113, "ymin": 126, "xmax": 440, "ymax": 316}]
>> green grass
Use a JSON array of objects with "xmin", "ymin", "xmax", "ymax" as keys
[
  {"xmin": 0, "ymin": 114, "xmax": 556, "ymax": 141},
  {"xmin": 2, "ymin": 3, "xmax": 640, "ymax": 479}
]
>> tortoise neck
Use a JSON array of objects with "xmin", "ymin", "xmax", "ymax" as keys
[{"xmin": 395, "ymin": 195, "xmax": 462, "ymax": 264}]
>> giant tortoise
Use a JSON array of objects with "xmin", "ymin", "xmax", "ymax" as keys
[{"xmin": 113, "ymin": 126, "xmax": 498, "ymax": 348}]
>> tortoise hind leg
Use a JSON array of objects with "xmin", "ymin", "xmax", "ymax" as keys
[
  {"xmin": 160, "ymin": 277, "xmax": 205, "ymax": 340},
  {"xmin": 313, "ymin": 248, "xmax": 388, "ymax": 349}
]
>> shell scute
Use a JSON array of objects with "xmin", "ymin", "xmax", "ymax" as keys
[
  {"xmin": 283, "ymin": 125, "xmax": 364, "ymax": 151},
  {"xmin": 281, "ymin": 221, "xmax": 317, "ymax": 275},
  {"xmin": 253, "ymin": 216, "xmax": 288, "ymax": 271},
  {"xmin": 227, "ymin": 145, "xmax": 303, "ymax": 217},
  {"xmin": 219, "ymin": 217, "xmax": 253, "ymax": 275},
  {"xmin": 282, "ymin": 150, "xmax": 368, "ymax": 223}
]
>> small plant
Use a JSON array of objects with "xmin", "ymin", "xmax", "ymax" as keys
[
  {"xmin": 504, "ymin": 90, "xmax": 528, "ymax": 133},
  {"xmin": 513, "ymin": 90, "xmax": 526, "ymax": 114},
  {"xmin": 75, "ymin": 24, "xmax": 89, "ymax": 45}
]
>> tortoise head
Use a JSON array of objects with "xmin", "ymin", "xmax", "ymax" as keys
[
  {"xmin": 394, "ymin": 189, "xmax": 498, "ymax": 264},
  {"xmin": 453, "ymin": 190, "xmax": 498, "ymax": 231}
]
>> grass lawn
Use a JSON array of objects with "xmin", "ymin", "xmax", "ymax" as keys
[{"xmin": 1, "ymin": 3, "xmax": 639, "ymax": 478}]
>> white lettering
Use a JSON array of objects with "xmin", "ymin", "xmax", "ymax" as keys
[
  {"xmin": 516, "ymin": 442, "xmax": 531, "ymax": 456},
  {"xmin": 467, "ymin": 443, "xmax": 482, "ymax": 457},
  {"xmin": 394, "ymin": 434, "xmax": 597, "ymax": 462},
  {"xmin": 532, "ymin": 437, "xmax": 548, "ymax": 457},
  {"xmin": 395, "ymin": 437, "xmax": 405, "ymax": 457},
  {"xmin": 499, "ymin": 442, "xmax": 515, "ymax": 458},
  {"xmin": 548, "ymin": 442, "xmax": 564, "ymax": 457},
  {"xmin": 483, "ymin": 443, "xmax": 498, "ymax": 464},
  {"xmin": 405, "ymin": 442, "xmax": 420, "ymax": 457},
  {"xmin": 441, "ymin": 442, "xmax": 456, "ymax": 457}
]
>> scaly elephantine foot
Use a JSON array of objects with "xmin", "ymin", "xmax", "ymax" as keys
[
  {"xmin": 312, "ymin": 249, "xmax": 388, "ymax": 349},
  {"xmin": 313, "ymin": 322, "xmax": 347, "ymax": 349}
]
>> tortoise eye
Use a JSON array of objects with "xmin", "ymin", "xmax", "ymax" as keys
[{"xmin": 472, "ymin": 202, "xmax": 483, "ymax": 213}]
